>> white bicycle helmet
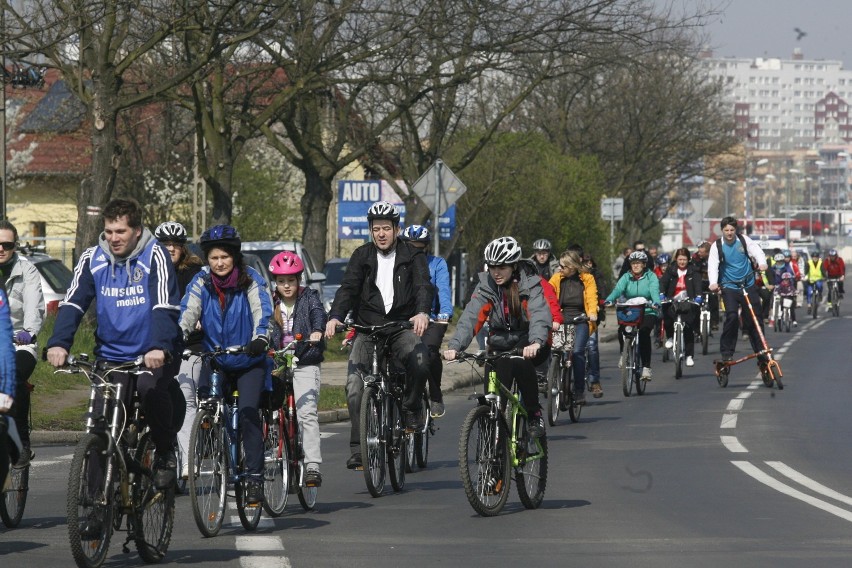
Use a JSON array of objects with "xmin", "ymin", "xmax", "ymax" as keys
[
  {"xmin": 532, "ymin": 238, "xmax": 552, "ymax": 252},
  {"xmin": 366, "ymin": 201, "xmax": 400, "ymax": 224},
  {"xmin": 773, "ymin": 253, "xmax": 785, "ymax": 262},
  {"xmin": 484, "ymin": 236, "xmax": 522, "ymax": 265},
  {"xmin": 154, "ymin": 221, "xmax": 188, "ymax": 243},
  {"xmin": 628, "ymin": 250, "xmax": 648, "ymax": 264}
]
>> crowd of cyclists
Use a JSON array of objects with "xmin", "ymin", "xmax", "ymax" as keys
[{"xmin": 0, "ymin": 197, "xmax": 848, "ymax": 560}]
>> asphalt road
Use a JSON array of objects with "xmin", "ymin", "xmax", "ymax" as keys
[{"xmin": 3, "ymin": 312, "xmax": 852, "ymax": 567}]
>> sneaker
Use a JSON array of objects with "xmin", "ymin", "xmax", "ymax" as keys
[
  {"xmin": 664, "ymin": 339, "xmax": 673, "ymax": 349},
  {"xmin": 78, "ymin": 506, "xmax": 106, "ymax": 540},
  {"xmin": 153, "ymin": 450, "xmax": 177, "ymax": 490},
  {"xmin": 430, "ymin": 402, "xmax": 445, "ymax": 419},
  {"xmin": 641, "ymin": 367, "xmax": 652, "ymax": 381},
  {"xmin": 686, "ymin": 356, "xmax": 695, "ymax": 367},
  {"xmin": 245, "ymin": 479, "xmax": 264, "ymax": 505},
  {"xmin": 404, "ymin": 410, "xmax": 426, "ymax": 432},
  {"xmin": 589, "ymin": 383, "xmax": 604, "ymax": 398},
  {"xmin": 305, "ymin": 467, "xmax": 322, "ymax": 487},
  {"xmin": 768, "ymin": 319, "xmax": 774, "ymax": 327},
  {"xmin": 527, "ymin": 412, "xmax": 545, "ymax": 439},
  {"xmin": 722, "ymin": 354, "xmax": 733, "ymax": 363},
  {"xmin": 793, "ymin": 321, "xmax": 798, "ymax": 327},
  {"xmin": 346, "ymin": 453, "xmax": 362, "ymax": 470},
  {"xmin": 180, "ymin": 461, "xmax": 189, "ymax": 480},
  {"xmin": 14, "ymin": 446, "xmax": 33, "ymax": 468},
  {"xmin": 574, "ymin": 390, "xmax": 586, "ymax": 405}
]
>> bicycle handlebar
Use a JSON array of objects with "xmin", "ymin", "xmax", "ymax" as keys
[
  {"xmin": 449, "ymin": 348, "xmax": 525, "ymax": 363},
  {"xmin": 338, "ymin": 320, "xmax": 415, "ymax": 336}
]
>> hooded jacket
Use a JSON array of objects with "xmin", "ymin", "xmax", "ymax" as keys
[
  {"xmin": 2, "ymin": 254, "xmax": 45, "ymax": 354},
  {"xmin": 268, "ymin": 286, "xmax": 328, "ymax": 366},
  {"xmin": 0, "ymin": 288, "xmax": 17, "ymax": 397},
  {"xmin": 448, "ymin": 268, "xmax": 552, "ymax": 352},
  {"xmin": 606, "ymin": 269, "xmax": 661, "ymax": 317},
  {"xmin": 658, "ymin": 262, "xmax": 702, "ymax": 299},
  {"xmin": 548, "ymin": 270, "xmax": 598, "ymax": 334},
  {"xmin": 48, "ymin": 228, "xmax": 181, "ymax": 361}
]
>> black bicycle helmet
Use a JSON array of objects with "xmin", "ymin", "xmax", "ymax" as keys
[
  {"xmin": 154, "ymin": 221, "xmax": 188, "ymax": 243},
  {"xmin": 484, "ymin": 236, "xmax": 522, "ymax": 265},
  {"xmin": 199, "ymin": 224, "xmax": 241, "ymax": 253},
  {"xmin": 366, "ymin": 201, "xmax": 400, "ymax": 224}
]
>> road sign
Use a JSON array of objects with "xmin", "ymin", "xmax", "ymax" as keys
[
  {"xmin": 410, "ymin": 160, "xmax": 467, "ymax": 214},
  {"xmin": 601, "ymin": 198, "xmax": 623, "ymax": 221}
]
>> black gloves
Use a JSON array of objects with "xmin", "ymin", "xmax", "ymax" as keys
[{"xmin": 246, "ymin": 337, "xmax": 268, "ymax": 357}]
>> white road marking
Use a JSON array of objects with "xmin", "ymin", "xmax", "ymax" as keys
[
  {"xmin": 732, "ymin": 461, "xmax": 852, "ymax": 523},
  {"xmin": 229, "ymin": 516, "xmax": 275, "ymax": 529},
  {"xmin": 319, "ymin": 432, "xmax": 338, "ymax": 439},
  {"xmin": 720, "ymin": 436, "xmax": 748, "ymax": 453},
  {"xmin": 240, "ymin": 557, "xmax": 292, "ymax": 568},
  {"xmin": 736, "ymin": 392, "xmax": 752, "ymax": 399},
  {"xmin": 236, "ymin": 535, "xmax": 285, "ymax": 551},
  {"xmin": 236, "ymin": 536, "xmax": 291, "ymax": 568},
  {"xmin": 726, "ymin": 399, "xmax": 744, "ymax": 411},
  {"xmin": 720, "ymin": 413, "xmax": 738, "ymax": 429},
  {"xmin": 765, "ymin": 461, "xmax": 852, "ymax": 507}
]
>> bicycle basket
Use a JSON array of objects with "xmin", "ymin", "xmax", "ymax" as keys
[
  {"xmin": 673, "ymin": 300, "xmax": 694, "ymax": 315},
  {"xmin": 781, "ymin": 297, "xmax": 794, "ymax": 308},
  {"xmin": 616, "ymin": 304, "xmax": 644, "ymax": 327}
]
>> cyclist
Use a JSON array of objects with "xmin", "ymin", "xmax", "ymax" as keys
[
  {"xmin": 179, "ymin": 224, "xmax": 273, "ymax": 505},
  {"xmin": 46, "ymin": 198, "xmax": 182, "ymax": 494},
  {"xmin": 155, "ymin": 221, "xmax": 204, "ymax": 480},
  {"xmin": 658, "ymin": 247, "xmax": 702, "ymax": 368},
  {"xmin": 823, "ymin": 249, "xmax": 846, "ymax": 304},
  {"xmin": 443, "ymin": 236, "xmax": 552, "ymax": 438},
  {"xmin": 804, "ymin": 250, "xmax": 826, "ymax": 309},
  {"xmin": 707, "ymin": 216, "xmax": 768, "ymax": 368},
  {"xmin": 653, "ymin": 253, "xmax": 671, "ymax": 278},
  {"xmin": 0, "ymin": 221, "xmax": 45, "ymax": 465},
  {"xmin": 582, "ymin": 253, "xmax": 607, "ymax": 398},
  {"xmin": 268, "ymin": 251, "xmax": 327, "ymax": 487},
  {"xmin": 529, "ymin": 238, "xmax": 560, "ymax": 280},
  {"xmin": 324, "ymin": 201, "xmax": 433, "ymax": 470},
  {"xmin": 618, "ymin": 240, "xmax": 650, "ymax": 278},
  {"xmin": 783, "ymin": 249, "xmax": 802, "ymax": 281},
  {"xmin": 769, "ymin": 253, "xmax": 797, "ymax": 327},
  {"xmin": 691, "ymin": 241, "xmax": 720, "ymax": 330},
  {"xmin": 399, "ymin": 225, "xmax": 452, "ymax": 418},
  {"xmin": 548, "ymin": 250, "xmax": 597, "ymax": 403},
  {"xmin": 0, "ymin": 283, "xmax": 19, "ymax": 489},
  {"xmin": 605, "ymin": 250, "xmax": 661, "ymax": 381}
]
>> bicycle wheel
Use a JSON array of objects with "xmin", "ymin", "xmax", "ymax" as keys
[
  {"xmin": 133, "ymin": 432, "xmax": 174, "ymax": 563},
  {"xmin": 515, "ymin": 430, "xmax": 547, "ymax": 509},
  {"xmin": 414, "ymin": 392, "xmax": 430, "ymax": 469},
  {"xmin": 360, "ymin": 385, "xmax": 386, "ymax": 497},
  {"xmin": 0, "ymin": 460, "xmax": 29, "ymax": 528},
  {"xmin": 634, "ymin": 340, "xmax": 646, "ymax": 395},
  {"xmin": 387, "ymin": 397, "xmax": 406, "ymax": 492},
  {"xmin": 546, "ymin": 355, "xmax": 560, "ymax": 426},
  {"xmin": 674, "ymin": 326, "xmax": 683, "ymax": 380},
  {"xmin": 297, "ymin": 426, "xmax": 318, "ymax": 511},
  {"xmin": 174, "ymin": 441, "xmax": 187, "ymax": 495},
  {"xmin": 262, "ymin": 410, "xmax": 288, "ymax": 517},
  {"xmin": 701, "ymin": 316, "xmax": 710, "ymax": 356},
  {"xmin": 458, "ymin": 405, "xmax": 511, "ymax": 516},
  {"xmin": 567, "ymin": 366, "xmax": 581, "ymax": 423},
  {"xmin": 621, "ymin": 342, "xmax": 634, "ymax": 397},
  {"xmin": 67, "ymin": 433, "xmax": 113, "ymax": 568},
  {"xmin": 784, "ymin": 308, "xmax": 791, "ymax": 332},
  {"xmin": 188, "ymin": 409, "xmax": 227, "ymax": 538},
  {"xmin": 811, "ymin": 291, "xmax": 819, "ymax": 318},
  {"xmin": 832, "ymin": 286, "xmax": 840, "ymax": 317},
  {"xmin": 236, "ymin": 439, "xmax": 263, "ymax": 531}
]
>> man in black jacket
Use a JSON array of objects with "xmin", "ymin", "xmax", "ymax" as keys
[{"xmin": 325, "ymin": 201, "xmax": 434, "ymax": 470}]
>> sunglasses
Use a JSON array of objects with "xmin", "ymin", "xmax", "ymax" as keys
[{"xmin": 0, "ymin": 242, "xmax": 16, "ymax": 251}]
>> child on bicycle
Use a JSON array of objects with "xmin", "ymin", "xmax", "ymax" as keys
[
  {"xmin": 267, "ymin": 251, "xmax": 327, "ymax": 487},
  {"xmin": 443, "ymin": 236, "xmax": 553, "ymax": 438},
  {"xmin": 658, "ymin": 247, "xmax": 702, "ymax": 367}
]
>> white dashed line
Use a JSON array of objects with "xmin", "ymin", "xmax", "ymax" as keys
[
  {"xmin": 736, "ymin": 392, "xmax": 752, "ymax": 399},
  {"xmin": 726, "ymin": 399, "xmax": 744, "ymax": 411},
  {"xmin": 720, "ymin": 435, "xmax": 748, "ymax": 453},
  {"xmin": 766, "ymin": 461, "xmax": 852, "ymax": 507},
  {"xmin": 720, "ymin": 413, "xmax": 738, "ymax": 429}
]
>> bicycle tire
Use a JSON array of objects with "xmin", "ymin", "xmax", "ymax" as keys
[
  {"xmin": 621, "ymin": 343, "xmax": 633, "ymax": 397},
  {"xmin": 67, "ymin": 433, "xmax": 113, "ymax": 568},
  {"xmin": 236, "ymin": 439, "xmax": 263, "ymax": 531},
  {"xmin": 174, "ymin": 441, "xmax": 187, "ymax": 495},
  {"xmin": 262, "ymin": 410, "xmax": 288, "ymax": 517},
  {"xmin": 360, "ymin": 385, "xmax": 386, "ymax": 497},
  {"xmin": 560, "ymin": 363, "xmax": 572, "ymax": 413},
  {"xmin": 784, "ymin": 308, "xmax": 791, "ymax": 332},
  {"xmin": 0, "ymin": 459, "xmax": 29, "ymax": 528},
  {"xmin": 515, "ymin": 432, "xmax": 547, "ymax": 509},
  {"xmin": 811, "ymin": 292, "xmax": 819, "ymax": 318},
  {"xmin": 567, "ymin": 365, "xmax": 581, "ymax": 423},
  {"xmin": 188, "ymin": 409, "xmax": 227, "ymax": 538},
  {"xmin": 701, "ymin": 317, "xmax": 709, "ymax": 356},
  {"xmin": 387, "ymin": 398, "xmax": 406, "ymax": 493},
  {"xmin": 832, "ymin": 286, "xmax": 840, "ymax": 317},
  {"xmin": 405, "ymin": 430, "xmax": 416, "ymax": 473},
  {"xmin": 716, "ymin": 363, "xmax": 729, "ymax": 388},
  {"xmin": 546, "ymin": 355, "xmax": 560, "ymax": 426},
  {"xmin": 634, "ymin": 340, "xmax": 646, "ymax": 395},
  {"xmin": 414, "ymin": 392, "xmax": 430, "ymax": 469},
  {"xmin": 458, "ymin": 405, "xmax": 511, "ymax": 516},
  {"xmin": 133, "ymin": 432, "xmax": 174, "ymax": 563},
  {"xmin": 770, "ymin": 361, "xmax": 784, "ymax": 390},
  {"xmin": 674, "ymin": 326, "xmax": 683, "ymax": 380}
]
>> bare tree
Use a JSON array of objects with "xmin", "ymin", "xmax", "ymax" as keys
[{"xmin": 1, "ymin": 0, "xmax": 278, "ymax": 252}]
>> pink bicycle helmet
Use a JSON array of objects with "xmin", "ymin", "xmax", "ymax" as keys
[{"xmin": 269, "ymin": 251, "xmax": 304, "ymax": 275}]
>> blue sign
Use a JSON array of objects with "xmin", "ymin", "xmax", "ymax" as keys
[{"xmin": 338, "ymin": 180, "xmax": 456, "ymax": 240}]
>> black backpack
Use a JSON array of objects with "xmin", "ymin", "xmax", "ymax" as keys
[{"xmin": 715, "ymin": 234, "xmax": 759, "ymax": 269}]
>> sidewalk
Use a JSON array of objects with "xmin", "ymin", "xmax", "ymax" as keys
[{"xmin": 32, "ymin": 320, "xmax": 618, "ymax": 444}]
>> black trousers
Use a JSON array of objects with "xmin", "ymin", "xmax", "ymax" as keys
[{"xmin": 487, "ymin": 344, "xmax": 550, "ymax": 415}]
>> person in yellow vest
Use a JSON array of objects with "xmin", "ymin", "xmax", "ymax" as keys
[{"xmin": 805, "ymin": 251, "xmax": 826, "ymax": 308}]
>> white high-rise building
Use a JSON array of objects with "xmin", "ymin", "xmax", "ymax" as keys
[{"xmin": 702, "ymin": 48, "xmax": 852, "ymax": 151}]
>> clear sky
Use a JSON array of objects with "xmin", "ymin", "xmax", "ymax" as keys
[{"xmin": 668, "ymin": 0, "xmax": 852, "ymax": 62}]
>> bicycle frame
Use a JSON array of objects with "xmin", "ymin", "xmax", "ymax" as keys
[{"xmin": 483, "ymin": 363, "xmax": 544, "ymax": 469}]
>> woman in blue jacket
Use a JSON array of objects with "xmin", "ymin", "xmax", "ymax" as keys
[{"xmin": 179, "ymin": 225, "xmax": 273, "ymax": 505}]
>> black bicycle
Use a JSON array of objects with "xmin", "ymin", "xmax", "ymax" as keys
[
  {"xmin": 546, "ymin": 314, "xmax": 589, "ymax": 425},
  {"xmin": 57, "ymin": 354, "xmax": 175, "ymax": 568},
  {"xmin": 0, "ymin": 414, "xmax": 28, "ymax": 528}
]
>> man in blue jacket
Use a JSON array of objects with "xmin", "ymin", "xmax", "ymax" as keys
[{"xmin": 47, "ymin": 198, "xmax": 182, "ymax": 493}]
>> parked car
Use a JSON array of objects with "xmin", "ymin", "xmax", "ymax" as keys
[
  {"xmin": 321, "ymin": 257, "xmax": 348, "ymax": 312},
  {"xmin": 240, "ymin": 241, "xmax": 326, "ymax": 295},
  {"xmin": 17, "ymin": 244, "xmax": 73, "ymax": 314}
]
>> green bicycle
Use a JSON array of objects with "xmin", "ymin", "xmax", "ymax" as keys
[{"xmin": 454, "ymin": 350, "xmax": 548, "ymax": 516}]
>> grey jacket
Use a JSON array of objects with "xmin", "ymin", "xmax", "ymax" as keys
[
  {"xmin": 448, "ymin": 269, "xmax": 551, "ymax": 352},
  {"xmin": 4, "ymin": 254, "xmax": 45, "ymax": 337}
]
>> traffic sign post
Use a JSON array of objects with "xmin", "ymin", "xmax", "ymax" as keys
[
  {"xmin": 410, "ymin": 159, "xmax": 467, "ymax": 257},
  {"xmin": 601, "ymin": 197, "xmax": 624, "ymax": 255}
]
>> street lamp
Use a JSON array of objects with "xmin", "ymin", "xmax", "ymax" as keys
[
  {"xmin": 747, "ymin": 158, "xmax": 769, "ymax": 230},
  {"xmin": 765, "ymin": 173, "xmax": 776, "ymax": 222},
  {"xmin": 788, "ymin": 169, "xmax": 801, "ymax": 239}
]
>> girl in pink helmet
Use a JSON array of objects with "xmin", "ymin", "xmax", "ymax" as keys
[{"xmin": 268, "ymin": 251, "xmax": 328, "ymax": 487}]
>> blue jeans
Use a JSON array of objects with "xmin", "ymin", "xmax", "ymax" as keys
[
  {"xmin": 571, "ymin": 322, "xmax": 590, "ymax": 392},
  {"xmin": 586, "ymin": 329, "xmax": 600, "ymax": 384},
  {"xmin": 806, "ymin": 280, "xmax": 823, "ymax": 304}
]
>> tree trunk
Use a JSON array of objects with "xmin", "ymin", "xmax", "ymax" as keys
[{"xmin": 301, "ymin": 168, "xmax": 333, "ymax": 264}]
